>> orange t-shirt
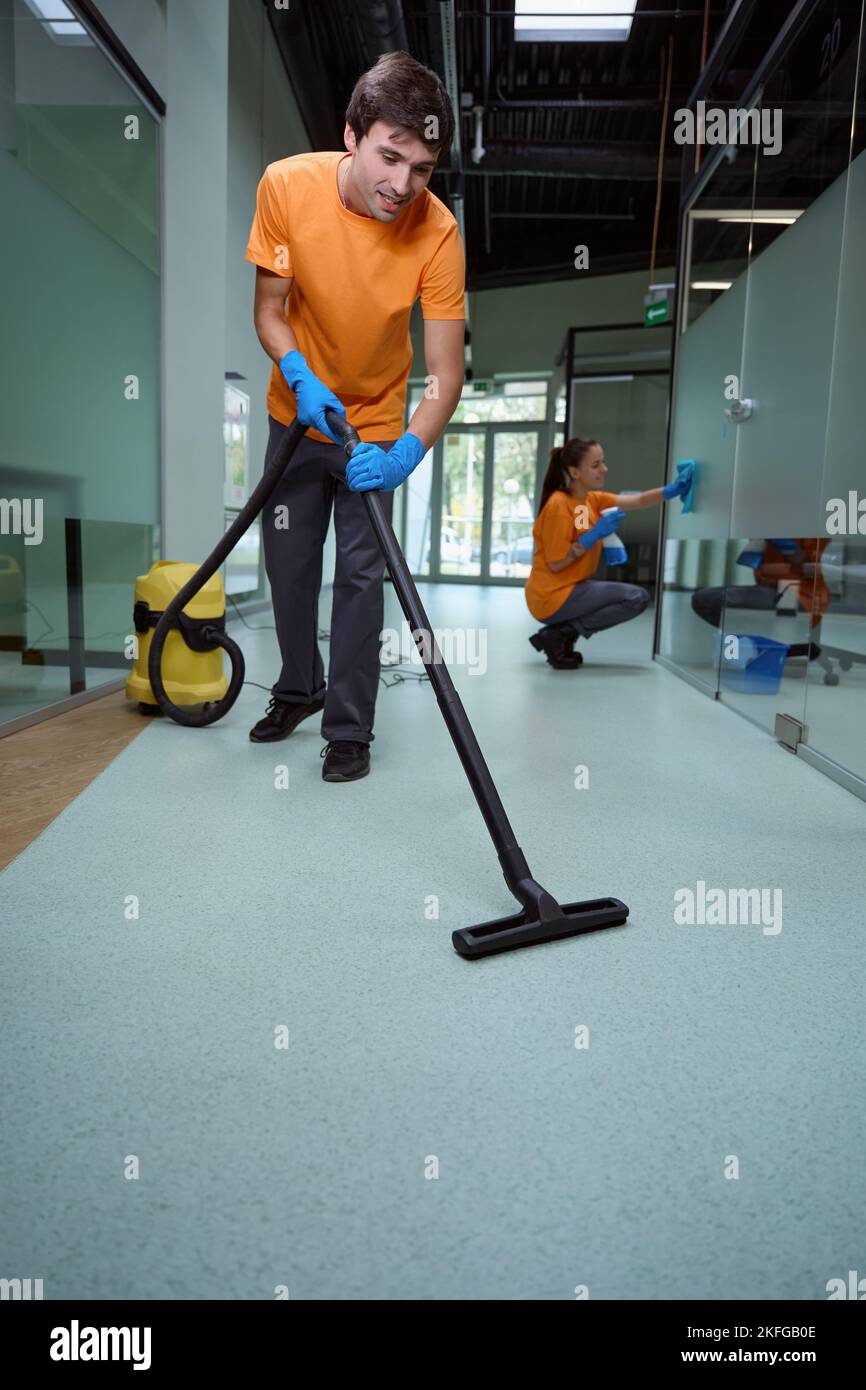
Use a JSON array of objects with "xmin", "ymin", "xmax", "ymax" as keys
[
  {"xmin": 755, "ymin": 538, "xmax": 831, "ymax": 624},
  {"xmin": 524, "ymin": 489, "xmax": 620, "ymax": 620},
  {"xmin": 244, "ymin": 151, "xmax": 465, "ymax": 444}
]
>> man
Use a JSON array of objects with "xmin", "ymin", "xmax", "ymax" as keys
[{"xmin": 244, "ymin": 51, "xmax": 465, "ymax": 782}]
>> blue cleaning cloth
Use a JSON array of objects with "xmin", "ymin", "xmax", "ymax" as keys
[{"xmin": 674, "ymin": 459, "xmax": 697, "ymax": 513}]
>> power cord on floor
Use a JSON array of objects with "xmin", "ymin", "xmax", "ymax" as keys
[
  {"xmin": 225, "ymin": 594, "xmax": 276, "ymax": 631},
  {"xmin": 227, "ymin": 594, "xmax": 429, "ymax": 691},
  {"xmin": 10, "ymin": 599, "xmax": 131, "ymax": 656}
]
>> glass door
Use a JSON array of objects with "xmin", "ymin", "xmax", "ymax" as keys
[
  {"xmin": 400, "ymin": 386, "xmax": 548, "ymax": 585},
  {"xmin": 655, "ymin": 121, "xmax": 759, "ymax": 690},
  {"xmin": 440, "ymin": 429, "xmax": 485, "ymax": 578},
  {"xmin": 793, "ymin": 2, "xmax": 866, "ymax": 788},
  {"xmin": 655, "ymin": 0, "xmax": 866, "ymax": 798},
  {"xmin": 488, "ymin": 429, "xmax": 540, "ymax": 579},
  {"xmin": 720, "ymin": 0, "xmax": 861, "ymax": 738}
]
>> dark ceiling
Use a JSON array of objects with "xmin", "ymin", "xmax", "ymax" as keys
[{"xmin": 264, "ymin": 1, "xmax": 853, "ymax": 291}]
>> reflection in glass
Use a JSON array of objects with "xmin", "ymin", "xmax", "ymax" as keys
[
  {"xmin": 802, "ymin": 541, "xmax": 866, "ymax": 779},
  {"xmin": 658, "ymin": 0, "xmax": 866, "ymax": 786}
]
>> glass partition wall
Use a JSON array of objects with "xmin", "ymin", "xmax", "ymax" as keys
[
  {"xmin": 656, "ymin": 0, "xmax": 866, "ymax": 796},
  {"xmin": 0, "ymin": 2, "xmax": 161, "ymax": 731}
]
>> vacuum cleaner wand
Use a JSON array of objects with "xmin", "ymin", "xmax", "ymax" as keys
[{"xmin": 325, "ymin": 409, "xmax": 629, "ymax": 960}]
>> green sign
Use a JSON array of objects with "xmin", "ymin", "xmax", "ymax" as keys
[{"xmin": 644, "ymin": 300, "xmax": 669, "ymax": 326}]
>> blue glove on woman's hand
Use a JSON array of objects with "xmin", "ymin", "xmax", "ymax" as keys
[
  {"xmin": 577, "ymin": 507, "xmax": 625, "ymax": 550},
  {"xmin": 663, "ymin": 476, "xmax": 689, "ymax": 499},
  {"xmin": 345, "ymin": 432, "xmax": 426, "ymax": 492},
  {"xmin": 279, "ymin": 349, "xmax": 346, "ymax": 444}
]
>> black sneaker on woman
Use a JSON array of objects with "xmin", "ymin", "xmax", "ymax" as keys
[{"xmin": 528, "ymin": 623, "xmax": 583, "ymax": 669}]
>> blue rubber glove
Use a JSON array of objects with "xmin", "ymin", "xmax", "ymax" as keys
[
  {"xmin": 345, "ymin": 432, "xmax": 426, "ymax": 492},
  {"xmin": 663, "ymin": 477, "xmax": 689, "ymax": 499},
  {"xmin": 279, "ymin": 349, "xmax": 346, "ymax": 444},
  {"xmin": 576, "ymin": 507, "xmax": 625, "ymax": 550},
  {"xmin": 737, "ymin": 540, "xmax": 765, "ymax": 568}
]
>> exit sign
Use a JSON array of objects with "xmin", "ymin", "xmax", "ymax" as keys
[{"xmin": 644, "ymin": 300, "xmax": 669, "ymax": 326}]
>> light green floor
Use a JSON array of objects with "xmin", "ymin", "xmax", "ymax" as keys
[{"xmin": 1, "ymin": 583, "xmax": 865, "ymax": 1300}]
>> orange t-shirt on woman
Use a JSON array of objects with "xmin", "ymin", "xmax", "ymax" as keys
[
  {"xmin": 524, "ymin": 488, "xmax": 620, "ymax": 621},
  {"xmin": 755, "ymin": 538, "xmax": 830, "ymax": 621}
]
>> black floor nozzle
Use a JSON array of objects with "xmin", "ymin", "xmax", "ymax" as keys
[{"xmin": 452, "ymin": 895, "xmax": 629, "ymax": 960}]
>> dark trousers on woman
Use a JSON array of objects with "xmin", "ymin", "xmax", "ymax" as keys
[
  {"xmin": 543, "ymin": 579, "xmax": 650, "ymax": 636},
  {"xmin": 261, "ymin": 414, "xmax": 395, "ymax": 744}
]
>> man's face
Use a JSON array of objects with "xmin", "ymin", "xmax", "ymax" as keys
[{"xmin": 342, "ymin": 120, "xmax": 438, "ymax": 220}]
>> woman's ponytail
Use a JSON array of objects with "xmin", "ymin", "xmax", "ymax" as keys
[{"xmin": 537, "ymin": 437, "xmax": 599, "ymax": 515}]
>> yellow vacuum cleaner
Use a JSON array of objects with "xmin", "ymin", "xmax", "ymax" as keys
[{"xmin": 126, "ymin": 561, "xmax": 236, "ymax": 716}]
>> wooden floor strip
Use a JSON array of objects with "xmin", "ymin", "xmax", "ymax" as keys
[{"xmin": 0, "ymin": 692, "xmax": 150, "ymax": 872}]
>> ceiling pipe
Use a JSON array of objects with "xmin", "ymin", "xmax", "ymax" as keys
[
  {"xmin": 480, "ymin": 0, "xmax": 491, "ymax": 254},
  {"xmin": 438, "ymin": 0, "xmax": 470, "ymax": 370},
  {"xmin": 471, "ymin": 105, "xmax": 486, "ymax": 163},
  {"xmin": 467, "ymin": 143, "xmax": 682, "ymax": 179},
  {"xmin": 490, "ymin": 210, "xmax": 636, "ymax": 221},
  {"xmin": 486, "ymin": 98, "xmax": 675, "ymax": 110},
  {"xmin": 461, "ymin": 6, "xmax": 707, "ymax": 15},
  {"xmin": 438, "ymin": 0, "xmax": 462, "ymax": 169}
]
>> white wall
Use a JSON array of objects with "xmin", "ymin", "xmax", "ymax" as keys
[
  {"xmin": 94, "ymin": 0, "xmax": 232, "ymax": 563},
  {"xmin": 226, "ymin": 0, "xmax": 314, "ymax": 585},
  {"xmin": 160, "ymin": 0, "xmax": 229, "ymax": 560}
]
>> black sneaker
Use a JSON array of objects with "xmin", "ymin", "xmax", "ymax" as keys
[
  {"xmin": 528, "ymin": 624, "xmax": 582, "ymax": 669},
  {"xmin": 249, "ymin": 694, "xmax": 324, "ymax": 742},
  {"xmin": 320, "ymin": 740, "xmax": 370, "ymax": 782},
  {"xmin": 558, "ymin": 623, "xmax": 584, "ymax": 667}
]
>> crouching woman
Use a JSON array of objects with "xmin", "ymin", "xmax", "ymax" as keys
[{"xmin": 524, "ymin": 437, "xmax": 684, "ymax": 668}]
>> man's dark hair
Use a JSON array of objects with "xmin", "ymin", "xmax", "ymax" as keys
[{"xmin": 345, "ymin": 51, "xmax": 454, "ymax": 162}]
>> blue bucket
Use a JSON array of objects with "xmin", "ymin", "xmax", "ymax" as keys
[{"xmin": 717, "ymin": 632, "xmax": 790, "ymax": 694}]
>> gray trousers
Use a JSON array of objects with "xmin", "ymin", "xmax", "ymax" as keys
[
  {"xmin": 261, "ymin": 414, "xmax": 395, "ymax": 743},
  {"xmin": 691, "ymin": 585, "xmax": 779, "ymax": 627},
  {"xmin": 543, "ymin": 579, "xmax": 651, "ymax": 636}
]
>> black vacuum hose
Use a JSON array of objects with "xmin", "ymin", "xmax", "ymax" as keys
[{"xmin": 148, "ymin": 417, "xmax": 308, "ymax": 726}]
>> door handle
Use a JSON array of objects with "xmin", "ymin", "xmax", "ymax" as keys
[{"xmin": 724, "ymin": 398, "xmax": 755, "ymax": 423}]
